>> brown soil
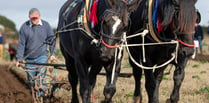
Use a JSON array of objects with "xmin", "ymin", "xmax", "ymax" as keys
[
  {"xmin": 0, "ymin": 65, "xmax": 32, "ymax": 103},
  {"xmin": 0, "ymin": 53, "xmax": 208, "ymax": 103},
  {"xmin": 1, "ymin": 36, "xmax": 209, "ymax": 103},
  {"xmin": 192, "ymin": 53, "xmax": 209, "ymax": 62}
]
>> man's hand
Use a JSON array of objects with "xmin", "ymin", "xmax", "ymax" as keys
[
  {"xmin": 50, "ymin": 56, "xmax": 57, "ymax": 63},
  {"xmin": 16, "ymin": 61, "xmax": 20, "ymax": 67},
  {"xmin": 16, "ymin": 61, "xmax": 25, "ymax": 68}
]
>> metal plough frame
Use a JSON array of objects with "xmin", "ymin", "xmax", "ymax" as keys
[{"xmin": 18, "ymin": 62, "xmax": 68, "ymax": 103}]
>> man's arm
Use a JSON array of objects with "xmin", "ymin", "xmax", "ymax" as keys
[
  {"xmin": 16, "ymin": 26, "xmax": 26, "ymax": 61},
  {"xmin": 16, "ymin": 26, "xmax": 26, "ymax": 67},
  {"xmin": 46, "ymin": 23, "xmax": 56, "ymax": 56},
  {"xmin": 46, "ymin": 21, "xmax": 57, "ymax": 62}
]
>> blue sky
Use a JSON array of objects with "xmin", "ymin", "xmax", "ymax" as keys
[
  {"xmin": 195, "ymin": 0, "xmax": 209, "ymax": 26},
  {"xmin": 0, "ymin": 0, "xmax": 208, "ymax": 30}
]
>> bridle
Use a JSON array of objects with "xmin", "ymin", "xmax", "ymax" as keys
[
  {"xmin": 171, "ymin": 0, "xmax": 195, "ymax": 47},
  {"xmin": 99, "ymin": 10, "xmax": 123, "ymax": 40},
  {"xmin": 94, "ymin": 2, "xmax": 127, "ymax": 49},
  {"xmin": 90, "ymin": 9, "xmax": 124, "ymax": 48}
]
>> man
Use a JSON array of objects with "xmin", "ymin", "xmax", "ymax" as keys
[
  {"xmin": 0, "ymin": 31, "xmax": 3, "ymax": 61},
  {"xmin": 8, "ymin": 42, "xmax": 18, "ymax": 61},
  {"xmin": 207, "ymin": 26, "xmax": 209, "ymax": 34},
  {"xmin": 194, "ymin": 23, "xmax": 203, "ymax": 54},
  {"xmin": 194, "ymin": 11, "xmax": 203, "ymax": 55},
  {"xmin": 16, "ymin": 8, "xmax": 56, "ymax": 92}
]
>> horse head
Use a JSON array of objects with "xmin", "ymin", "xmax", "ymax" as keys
[
  {"xmin": 92, "ymin": 0, "xmax": 141, "ymax": 61},
  {"xmin": 157, "ymin": 0, "xmax": 197, "ymax": 56}
]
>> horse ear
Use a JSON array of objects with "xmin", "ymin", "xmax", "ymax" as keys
[
  {"xmin": 123, "ymin": 11, "xmax": 129, "ymax": 26},
  {"xmin": 194, "ymin": 0, "xmax": 197, "ymax": 3},
  {"xmin": 127, "ymin": 0, "xmax": 142, "ymax": 12},
  {"xmin": 106, "ymin": 0, "xmax": 117, "ymax": 8},
  {"xmin": 174, "ymin": 0, "xmax": 197, "ymax": 5},
  {"xmin": 173, "ymin": 0, "xmax": 179, "ymax": 5}
]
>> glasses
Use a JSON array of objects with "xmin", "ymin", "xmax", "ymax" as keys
[{"xmin": 30, "ymin": 17, "xmax": 39, "ymax": 20}]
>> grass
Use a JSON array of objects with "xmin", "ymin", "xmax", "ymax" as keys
[
  {"xmin": 124, "ymin": 92, "xmax": 134, "ymax": 99},
  {"xmin": 200, "ymin": 86, "xmax": 209, "ymax": 93},
  {"xmin": 115, "ymin": 100, "xmax": 124, "ymax": 103},
  {"xmin": 97, "ymin": 82, "xmax": 102, "ymax": 87},
  {"xmin": 122, "ymin": 56, "xmax": 131, "ymax": 68},
  {"xmin": 192, "ymin": 75, "xmax": 200, "ymax": 80},
  {"xmin": 55, "ymin": 49, "xmax": 64, "ymax": 60},
  {"xmin": 203, "ymin": 42, "xmax": 208, "ymax": 46},
  {"xmin": 162, "ymin": 75, "xmax": 169, "ymax": 80},
  {"xmin": 200, "ymin": 71, "xmax": 206, "ymax": 74},
  {"xmin": 198, "ymin": 60, "xmax": 208, "ymax": 64},
  {"xmin": 2, "ymin": 48, "xmax": 10, "ymax": 61},
  {"xmin": 192, "ymin": 64, "xmax": 200, "ymax": 68},
  {"xmin": 195, "ymin": 86, "xmax": 209, "ymax": 94},
  {"xmin": 162, "ymin": 87, "xmax": 169, "ymax": 96}
]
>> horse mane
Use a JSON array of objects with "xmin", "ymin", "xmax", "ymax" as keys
[
  {"xmin": 178, "ymin": 0, "xmax": 196, "ymax": 33},
  {"xmin": 158, "ymin": 0, "xmax": 196, "ymax": 33},
  {"xmin": 96, "ymin": 0, "xmax": 129, "ymax": 27},
  {"xmin": 108, "ymin": 0, "xmax": 129, "ymax": 27},
  {"xmin": 127, "ymin": 0, "xmax": 142, "ymax": 12},
  {"xmin": 158, "ymin": 0, "xmax": 175, "ymax": 27}
]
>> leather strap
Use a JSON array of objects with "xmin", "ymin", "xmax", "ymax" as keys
[
  {"xmin": 83, "ymin": 0, "xmax": 92, "ymax": 34},
  {"xmin": 148, "ymin": 0, "xmax": 161, "ymax": 42}
]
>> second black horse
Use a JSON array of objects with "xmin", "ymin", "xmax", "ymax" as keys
[{"xmin": 127, "ymin": 0, "xmax": 198, "ymax": 103}]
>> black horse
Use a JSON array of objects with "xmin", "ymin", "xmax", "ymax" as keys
[
  {"xmin": 57, "ymin": 0, "xmax": 140, "ymax": 102},
  {"xmin": 127, "ymin": 0, "xmax": 198, "ymax": 103}
]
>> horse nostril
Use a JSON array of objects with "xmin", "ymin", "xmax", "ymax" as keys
[
  {"xmin": 106, "ymin": 55, "xmax": 113, "ymax": 60},
  {"xmin": 99, "ymin": 49, "xmax": 103, "ymax": 55}
]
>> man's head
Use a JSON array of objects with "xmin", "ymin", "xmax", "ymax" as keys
[
  {"xmin": 196, "ymin": 10, "xmax": 201, "ymax": 24},
  {"xmin": 29, "ymin": 8, "xmax": 40, "ymax": 25}
]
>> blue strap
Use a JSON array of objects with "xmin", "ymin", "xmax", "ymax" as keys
[{"xmin": 152, "ymin": 0, "xmax": 159, "ymax": 27}]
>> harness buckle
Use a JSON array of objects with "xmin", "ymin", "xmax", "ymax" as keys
[
  {"xmin": 91, "ymin": 39, "xmax": 101, "ymax": 47},
  {"xmin": 77, "ymin": 15, "xmax": 83, "ymax": 24}
]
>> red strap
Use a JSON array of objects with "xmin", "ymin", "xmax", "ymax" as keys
[
  {"xmin": 101, "ymin": 35, "xmax": 117, "ymax": 48},
  {"xmin": 92, "ymin": 94, "xmax": 95, "ymax": 103},
  {"xmin": 123, "ymin": 0, "xmax": 128, "ymax": 4},
  {"xmin": 177, "ymin": 39, "xmax": 195, "ymax": 47}
]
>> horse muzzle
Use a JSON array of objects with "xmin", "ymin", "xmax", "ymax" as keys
[
  {"xmin": 100, "ymin": 54, "xmax": 114, "ymax": 62},
  {"xmin": 99, "ymin": 47, "xmax": 115, "ymax": 61},
  {"xmin": 179, "ymin": 46, "xmax": 194, "ymax": 57}
]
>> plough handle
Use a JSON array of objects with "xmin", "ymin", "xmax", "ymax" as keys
[{"xmin": 19, "ymin": 61, "xmax": 66, "ymax": 67}]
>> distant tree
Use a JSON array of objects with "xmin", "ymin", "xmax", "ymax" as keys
[{"xmin": 0, "ymin": 15, "xmax": 17, "ymax": 33}]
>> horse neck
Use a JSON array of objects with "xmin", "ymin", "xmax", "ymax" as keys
[{"xmin": 128, "ymin": 0, "xmax": 147, "ymax": 35}]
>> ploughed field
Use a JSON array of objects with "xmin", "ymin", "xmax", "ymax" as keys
[
  {"xmin": 0, "ymin": 65, "xmax": 32, "ymax": 103},
  {"xmin": 1, "ymin": 34, "xmax": 209, "ymax": 102},
  {"xmin": 1, "ymin": 54, "xmax": 209, "ymax": 103}
]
